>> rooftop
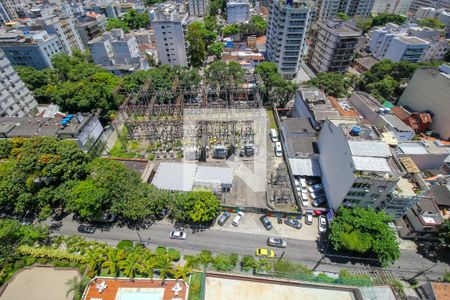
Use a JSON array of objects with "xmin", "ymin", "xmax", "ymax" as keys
[
  {"xmin": 319, "ymin": 20, "xmax": 362, "ymax": 37},
  {"xmin": 353, "ymin": 56, "xmax": 379, "ymax": 70},
  {"xmin": 83, "ymin": 277, "xmax": 188, "ymax": 300},
  {"xmin": 348, "ymin": 140, "xmax": 391, "ymax": 158},
  {"xmin": 397, "ymin": 141, "xmax": 449, "ymax": 155},
  {"xmin": 289, "ymin": 158, "xmax": 322, "ymax": 176},
  {"xmin": 430, "ymin": 185, "xmax": 450, "ymax": 207},
  {"xmin": 396, "ymin": 35, "xmax": 430, "ymax": 45},
  {"xmin": 381, "ymin": 114, "xmax": 414, "ymax": 132},
  {"xmin": 151, "ymin": 162, "xmax": 197, "ymax": 191},
  {"xmin": 283, "ymin": 118, "xmax": 315, "ymax": 134},
  {"xmin": 286, "ymin": 136, "xmax": 319, "ymax": 157}
]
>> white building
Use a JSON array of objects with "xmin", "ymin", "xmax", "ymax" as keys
[
  {"xmin": 318, "ymin": 0, "xmax": 375, "ymax": 20},
  {"xmin": 0, "ymin": 49, "xmax": 38, "ymax": 118},
  {"xmin": 29, "ymin": 15, "xmax": 85, "ymax": 55},
  {"xmin": 398, "ymin": 65, "xmax": 450, "ymax": 140},
  {"xmin": 415, "ymin": 7, "xmax": 450, "ymax": 25},
  {"xmin": 371, "ymin": 0, "xmax": 411, "ymax": 15},
  {"xmin": 318, "ymin": 119, "xmax": 402, "ymax": 211},
  {"xmin": 409, "ymin": 0, "xmax": 450, "ymax": 12},
  {"xmin": 227, "ymin": 0, "xmax": 250, "ymax": 24},
  {"xmin": 188, "ymin": 0, "xmax": 209, "ymax": 16},
  {"xmin": 88, "ymin": 29, "xmax": 148, "ymax": 73},
  {"xmin": 368, "ymin": 23, "xmax": 430, "ymax": 62},
  {"xmin": 151, "ymin": 2, "xmax": 189, "ymax": 67},
  {"xmin": 266, "ymin": 0, "xmax": 316, "ymax": 78}
]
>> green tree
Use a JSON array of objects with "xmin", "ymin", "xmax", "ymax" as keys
[
  {"xmin": 365, "ymin": 75, "xmax": 398, "ymax": 100},
  {"xmin": 372, "ymin": 14, "xmax": 407, "ymax": 27},
  {"xmin": 241, "ymin": 255, "xmax": 257, "ymax": 271},
  {"xmin": 172, "ymin": 263, "xmax": 192, "ymax": 283},
  {"xmin": 255, "ymin": 62, "xmax": 282, "ymax": 103},
  {"xmin": 102, "ymin": 248, "xmax": 124, "ymax": 277},
  {"xmin": 309, "ymin": 72, "xmax": 349, "ymax": 97},
  {"xmin": 206, "ymin": 61, "xmax": 245, "ymax": 87},
  {"xmin": 443, "ymin": 271, "xmax": 450, "ymax": 282},
  {"xmin": 419, "ymin": 18, "xmax": 446, "ymax": 29},
  {"xmin": 208, "ymin": 41, "xmax": 224, "ymax": 58},
  {"xmin": 272, "ymin": 79, "xmax": 298, "ymax": 107},
  {"xmin": 222, "ymin": 24, "xmax": 240, "ymax": 36},
  {"xmin": 170, "ymin": 190, "xmax": 221, "ymax": 223},
  {"xmin": 66, "ymin": 276, "xmax": 91, "ymax": 300},
  {"xmin": 84, "ymin": 248, "xmax": 106, "ymax": 275},
  {"xmin": 240, "ymin": 15, "xmax": 267, "ymax": 36},
  {"xmin": 144, "ymin": 0, "xmax": 165, "ymax": 6},
  {"xmin": 329, "ymin": 207, "xmax": 400, "ymax": 266},
  {"xmin": 337, "ymin": 12, "xmax": 351, "ymax": 21},
  {"xmin": 204, "ymin": 15, "xmax": 218, "ymax": 31},
  {"xmin": 119, "ymin": 252, "xmax": 141, "ymax": 280},
  {"xmin": 106, "ymin": 18, "xmax": 130, "ymax": 33},
  {"xmin": 139, "ymin": 256, "xmax": 158, "ymax": 282},
  {"xmin": 67, "ymin": 180, "xmax": 108, "ymax": 219},
  {"xmin": 157, "ymin": 254, "xmax": 174, "ymax": 282},
  {"xmin": 186, "ymin": 21, "xmax": 208, "ymax": 67},
  {"xmin": 122, "ymin": 9, "xmax": 150, "ymax": 29},
  {"xmin": 439, "ymin": 219, "xmax": 450, "ymax": 247}
]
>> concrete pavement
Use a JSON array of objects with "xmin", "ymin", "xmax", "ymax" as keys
[{"xmin": 47, "ymin": 215, "xmax": 449, "ymax": 281}]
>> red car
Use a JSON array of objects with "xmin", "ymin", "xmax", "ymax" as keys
[{"xmin": 313, "ymin": 210, "xmax": 322, "ymax": 216}]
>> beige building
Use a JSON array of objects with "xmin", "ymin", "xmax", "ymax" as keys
[
  {"xmin": 308, "ymin": 20, "xmax": 362, "ymax": 73},
  {"xmin": 398, "ymin": 65, "xmax": 450, "ymax": 140}
]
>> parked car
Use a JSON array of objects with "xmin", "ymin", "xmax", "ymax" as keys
[
  {"xmin": 217, "ymin": 211, "xmax": 231, "ymax": 226},
  {"xmin": 169, "ymin": 230, "xmax": 187, "ymax": 240},
  {"xmin": 305, "ymin": 210, "xmax": 313, "ymax": 225},
  {"xmin": 310, "ymin": 191, "xmax": 325, "ymax": 199},
  {"xmin": 301, "ymin": 193, "xmax": 309, "ymax": 207},
  {"xmin": 255, "ymin": 248, "xmax": 275, "ymax": 258},
  {"xmin": 267, "ymin": 237, "xmax": 287, "ymax": 248},
  {"xmin": 232, "ymin": 211, "xmax": 245, "ymax": 227},
  {"xmin": 260, "ymin": 215, "xmax": 273, "ymax": 231},
  {"xmin": 294, "ymin": 179, "xmax": 301, "ymax": 191},
  {"xmin": 300, "ymin": 178, "xmax": 307, "ymax": 188},
  {"xmin": 319, "ymin": 215, "xmax": 327, "ymax": 233},
  {"xmin": 77, "ymin": 225, "xmax": 96, "ymax": 234},
  {"xmin": 307, "ymin": 179, "xmax": 321, "ymax": 186},
  {"xmin": 275, "ymin": 142, "xmax": 282, "ymax": 157},
  {"xmin": 308, "ymin": 184, "xmax": 323, "ymax": 193},
  {"xmin": 312, "ymin": 197, "xmax": 327, "ymax": 207},
  {"xmin": 284, "ymin": 218, "xmax": 302, "ymax": 229}
]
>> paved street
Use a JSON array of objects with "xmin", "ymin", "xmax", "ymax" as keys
[{"xmin": 48, "ymin": 215, "xmax": 450, "ymax": 281}]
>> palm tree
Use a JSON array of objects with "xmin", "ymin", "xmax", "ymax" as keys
[
  {"xmin": 102, "ymin": 248, "xmax": 124, "ymax": 277},
  {"xmin": 172, "ymin": 263, "xmax": 192, "ymax": 284},
  {"xmin": 66, "ymin": 276, "xmax": 90, "ymax": 300},
  {"xmin": 84, "ymin": 248, "xmax": 105, "ymax": 276},
  {"xmin": 119, "ymin": 253, "xmax": 141, "ymax": 281},
  {"xmin": 157, "ymin": 254, "xmax": 174, "ymax": 284},
  {"xmin": 139, "ymin": 255, "xmax": 158, "ymax": 282}
]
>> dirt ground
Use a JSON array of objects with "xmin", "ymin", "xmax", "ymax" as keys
[
  {"xmin": 204, "ymin": 276, "xmax": 357, "ymax": 300},
  {"xmin": 0, "ymin": 266, "xmax": 80, "ymax": 300}
]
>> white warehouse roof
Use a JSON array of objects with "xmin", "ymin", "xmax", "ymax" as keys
[
  {"xmin": 352, "ymin": 156, "xmax": 392, "ymax": 173},
  {"xmin": 152, "ymin": 162, "xmax": 197, "ymax": 191},
  {"xmin": 194, "ymin": 166, "xmax": 233, "ymax": 187},
  {"xmin": 348, "ymin": 140, "xmax": 391, "ymax": 158},
  {"xmin": 289, "ymin": 158, "xmax": 322, "ymax": 176}
]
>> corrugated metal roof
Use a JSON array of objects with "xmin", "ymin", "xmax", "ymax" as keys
[
  {"xmin": 352, "ymin": 156, "xmax": 392, "ymax": 172},
  {"xmin": 382, "ymin": 114, "xmax": 413, "ymax": 132},
  {"xmin": 194, "ymin": 166, "xmax": 233, "ymax": 186},
  {"xmin": 398, "ymin": 143, "xmax": 429, "ymax": 154},
  {"xmin": 348, "ymin": 140, "xmax": 391, "ymax": 158},
  {"xmin": 289, "ymin": 158, "xmax": 322, "ymax": 176},
  {"xmin": 151, "ymin": 162, "xmax": 197, "ymax": 191}
]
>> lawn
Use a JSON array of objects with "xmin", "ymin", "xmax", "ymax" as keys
[
  {"xmin": 267, "ymin": 110, "xmax": 277, "ymax": 129},
  {"xmin": 188, "ymin": 272, "xmax": 204, "ymax": 300}
]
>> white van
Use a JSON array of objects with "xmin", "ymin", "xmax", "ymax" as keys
[
  {"xmin": 270, "ymin": 129, "xmax": 278, "ymax": 143},
  {"xmin": 275, "ymin": 142, "xmax": 282, "ymax": 157}
]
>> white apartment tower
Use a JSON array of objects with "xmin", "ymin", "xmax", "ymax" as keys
[
  {"xmin": 371, "ymin": 0, "xmax": 411, "ymax": 15},
  {"xmin": 227, "ymin": 0, "xmax": 251, "ymax": 24},
  {"xmin": 0, "ymin": 50, "xmax": 38, "ymax": 118},
  {"xmin": 318, "ymin": 0, "xmax": 375, "ymax": 20},
  {"xmin": 188, "ymin": 0, "xmax": 210, "ymax": 16},
  {"xmin": 266, "ymin": 0, "xmax": 316, "ymax": 78},
  {"xmin": 152, "ymin": 2, "xmax": 189, "ymax": 66}
]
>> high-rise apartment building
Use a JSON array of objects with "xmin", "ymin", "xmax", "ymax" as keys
[
  {"xmin": 29, "ymin": 15, "xmax": 85, "ymax": 55},
  {"xmin": 0, "ymin": 30, "xmax": 64, "ymax": 69},
  {"xmin": 188, "ymin": 0, "xmax": 209, "ymax": 16},
  {"xmin": 409, "ymin": 0, "xmax": 450, "ymax": 12},
  {"xmin": 152, "ymin": 2, "xmax": 189, "ymax": 67},
  {"xmin": 0, "ymin": 0, "xmax": 26, "ymax": 24},
  {"xmin": 266, "ymin": 0, "xmax": 316, "ymax": 78},
  {"xmin": 317, "ymin": 0, "xmax": 375, "ymax": 20},
  {"xmin": 0, "ymin": 50, "xmax": 38, "ymax": 118},
  {"xmin": 308, "ymin": 20, "xmax": 362, "ymax": 73}
]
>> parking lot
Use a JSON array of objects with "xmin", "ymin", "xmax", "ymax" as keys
[{"xmin": 211, "ymin": 212, "xmax": 321, "ymax": 242}]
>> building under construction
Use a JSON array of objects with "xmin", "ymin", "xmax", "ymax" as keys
[{"xmin": 116, "ymin": 74, "xmax": 264, "ymax": 161}]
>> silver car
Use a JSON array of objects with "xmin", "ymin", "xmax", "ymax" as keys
[
  {"xmin": 267, "ymin": 237, "xmax": 287, "ymax": 248},
  {"xmin": 169, "ymin": 230, "xmax": 187, "ymax": 240}
]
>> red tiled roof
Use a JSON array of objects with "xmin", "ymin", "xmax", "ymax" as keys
[
  {"xmin": 392, "ymin": 106, "xmax": 411, "ymax": 120},
  {"xmin": 431, "ymin": 282, "xmax": 450, "ymax": 300},
  {"xmin": 83, "ymin": 278, "xmax": 187, "ymax": 300}
]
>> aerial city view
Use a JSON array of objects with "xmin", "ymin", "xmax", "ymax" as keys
[{"xmin": 0, "ymin": 0, "xmax": 450, "ymax": 299}]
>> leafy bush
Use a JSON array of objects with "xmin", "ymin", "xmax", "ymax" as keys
[
  {"xmin": 17, "ymin": 245, "xmax": 84, "ymax": 262},
  {"xmin": 156, "ymin": 246, "xmax": 166, "ymax": 256},
  {"xmin": 241, "ymin": 255, "xmax": 257, "ymax": 272},
  {"xmin": 273, "ymin": 259, "xmax": 312, "ymax": 275},
  {"xmin": 117, "ymin": 240, "xmax": 134, "ymax": 251},
  {"xmin": 212, "ymin": 253, "xmax": 238, "ymax": 272},
  {"xmin": 168, "ymin": 248, "xmax": 181, "ymax": 261}
]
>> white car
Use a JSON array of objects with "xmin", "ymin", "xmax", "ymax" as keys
[
  {"xmin": 319, "ymin": 215, "xmax": 327, "ymax": 233},
  {"xmin": 310, "ymin": 190, "xmax": 325, "ymax": 199},
  {"xmin": 232, "ymin": 211, "xmax": 245, "ymax": 227},
  {"xmin": 300, "ymin": 178, "xmax": 307, "ymax": 188},
  {"xmin": 305, "ymin": 210, "xmax": 313, "ymax": 225},
  {"xmin": 294, "ymin": 179, "xmax": 301, "ymax": 191},
  {"xmin": 308, "ymin": 184, "xmax": 323, "ymax": 193},
  {"xmin": 169, "ymin": 231, "xmax": 187, "ymax": 240},
  {"xmin": 301, "ymin": 195, "xmax": 308, "ymax": 207}
]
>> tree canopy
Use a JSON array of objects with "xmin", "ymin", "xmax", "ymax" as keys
[
  {"xmin": 309, "ymin": 72, "xmax": 349, "ymax": 98},
  {"xmin": 186, "ymin": 21, "xmax": 217, "ymax": 67},
  {"xmin": 419, "ymin": 18, "xmax": 446, "ymax": 29},
  {"xmin": 255, "ymin": 62, "xmax": 297, "ymax": 105},
  {"xmin": 329, "ymin": 207, "xmax": 400, "ymax": 266},
  {"xmin": 205, "ymin": 61, "xmax": 245, "ymax": 87},
  {"xmin": 169, "ymin": 190, "xmax": 221, "ymax": 223},
  {"xmin": 439, "ymin": 219, "xmax": 450, "ymax": 248}
]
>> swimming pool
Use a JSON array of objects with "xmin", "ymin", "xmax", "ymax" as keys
[{"xmin": 116, "ymin": 288, "xmax": 164, "ymax": 300}]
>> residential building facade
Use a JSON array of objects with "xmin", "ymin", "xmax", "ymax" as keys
[
  {"xmin": 409, "ymin": 0, "xmax": 450, "ymax": 12},
  {"xmin": 266, "ymin": 0, "xmax": 316, "ymax": 78},
  {"xmin": 398, "ymin": 65, "xmax": 450, "ymax": 140},
  {"xmin": 371, "ymin": 0, "xmax": 411, "ymax": 15},
  {"xmin": 0, "ymin": 30, "xmax": 64, "ymax": 69},
  {"xmin": 76, "ymin": 13, "xmax": 107, "ymax": 47},
  {"xmin": 0, "ymin": 49, "xmax": 38, "ymax": 118},
  {"xmin": 188, "ymin": 0, "xmax": 209, "ymax": 16},
  {"xmin": 308, "ymin": 20, "xmax": 362, "ymax": 73},
  {"xmin": 317, "ymin": 0, "xmax": 375, "ymax": 20},
  {"xmin": 152, "ymin": 2, "xmax": 189, "ymax": 67},
  {"xmin": 227, "ymin": 0, "xmax": 251, "ymax": 24}
]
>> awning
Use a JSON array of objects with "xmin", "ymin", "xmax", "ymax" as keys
[{"xmin": 289, "ymin": 158, "xmax": 322, "ymax": 177}]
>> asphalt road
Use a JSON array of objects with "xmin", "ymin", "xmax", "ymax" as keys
[{"xmin": 49, "ymin": 216, "xmax": 449, "ymax": 281}]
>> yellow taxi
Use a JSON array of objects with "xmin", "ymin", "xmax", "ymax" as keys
[{"xmin": 255, "ymin": 248, "xmax": 275, "ymax": 258}]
